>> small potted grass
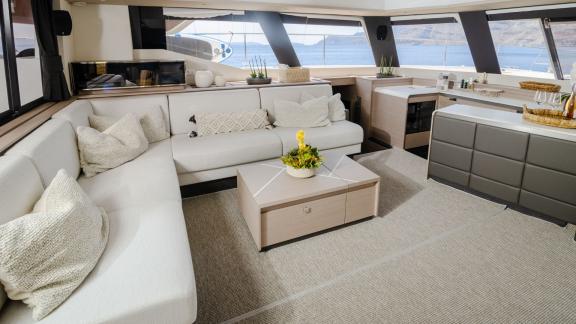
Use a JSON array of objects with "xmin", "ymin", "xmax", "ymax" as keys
[
  {"xmin": 246, "ymin": 56, "xmax": 272, "ymax": 85},
  {"xmin": 281, "ymin": 130, "xmax": 323, "ymax": 178}
]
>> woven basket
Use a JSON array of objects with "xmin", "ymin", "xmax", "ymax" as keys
[
  {"xmin": 523, "ymin": 105, "xmax": 576, "ymax": 129},
  {"xmin": 278, "ymin": 67, "xmax": 310, "ymax": 83},
  {"xmin": 519, "ymin": 81, "xmax": 561, "ymax": 93}
]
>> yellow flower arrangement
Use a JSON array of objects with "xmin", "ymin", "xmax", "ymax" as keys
[{"xmin": 281, "ymin": 130, "xmax": 323, "ymax": 169}]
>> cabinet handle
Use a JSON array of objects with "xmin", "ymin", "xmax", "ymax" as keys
[
  {"xmin": 303, "ymin": 206, "xmax": 312, "ymax": 214},
  {"xmin": 449, "ymin": 98, "xmax": 457, "ymax": 102}
]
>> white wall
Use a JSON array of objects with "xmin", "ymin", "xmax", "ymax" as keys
[
  {"xmin": 70, "ymin": 4, "xmax": 133, "ymax": 61},
  {"xmin": 0, "ymin": 61, "xmax": 8, "ymax": 113}
]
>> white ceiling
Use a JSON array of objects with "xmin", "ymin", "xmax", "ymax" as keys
[{"xmin": 71, "ymin": 0, "xmax": 576, "ymax": 16}]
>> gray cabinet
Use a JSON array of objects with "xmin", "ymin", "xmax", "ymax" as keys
[{"xmin": 428, "ymin": 114, "xmax": 576, "ymax": 224}]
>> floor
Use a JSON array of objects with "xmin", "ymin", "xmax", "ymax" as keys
[{"xmin": 182, "ymin": 149, "xmax": 576, "ymax": 324}]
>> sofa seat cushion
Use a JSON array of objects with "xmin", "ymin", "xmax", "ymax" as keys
[
  {"xmin": 271, "ymin": 121, "xmax": 364, "ymax": 154},
  {"xmin": 78, "ymin": 140, "xmax": 180, "ymax": 212},
  {"xmin": 0, "ymin": 201, "xmax": 197, "ymax": 324},
  {"xmin": 171, "ymin": 129, "xmax": 282, "ymax": 173}
]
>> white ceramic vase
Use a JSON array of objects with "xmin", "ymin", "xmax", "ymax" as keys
[
  {"xmin": 195, "ymin": 70, "xmax": 214, "ymax": 88},
  {"xmin": 214, "ymin": 75, "xmax": 226, "ymax": 87},
  {"xmin": 286, "ymin": 166, "xmax": 315, "ymax": 178}
]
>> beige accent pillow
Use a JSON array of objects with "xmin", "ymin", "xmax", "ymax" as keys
[
  {"xmin": 273, "ymin": 96, "xmax": 331, "ymax": 128},
  {"xmin": 0, "ymin": 169, "xmax": 109, "ymax": 320},
  {"xmin": 77, "ymin": 113, "xmax": 149, "ymax": 177},
  {"xmin": 191, "ymin": 110, "xmax": 271, "ymax": 137},
  {"xmin": 88, "ymin": 107, "xmax": 169, "ymax": 143},
  {"xmin": 301, "ymin": 92, "xmax": 346, "ymax": 122}
]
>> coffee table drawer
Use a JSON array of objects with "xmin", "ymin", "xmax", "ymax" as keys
[
  {"xmin": 346, "ymin": 185, "xmax": 378, "ymax": 223},
  {"xmin": 262, "ymin": 193, "xmax": 346, "ymax": 247}
]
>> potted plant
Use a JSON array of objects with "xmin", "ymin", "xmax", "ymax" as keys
[
  {"xmin": 281, "ymin": 130, "xmax": 323, "ymax": 178},
  {"xmin": 246, "ymin": 56, "xmax": 272, "ymax": 85},
  {"xmin": 376, "ymin": 56, "xmax": 395, "ymax": 78}
]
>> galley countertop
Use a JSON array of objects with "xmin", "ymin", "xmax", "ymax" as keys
[
  {"xmin": 435, "ymin": 104, "xmax": 576, "ymax": 142},
  {"xmin": 374, "ymin": 85, "xmax": 549, "ymax": 111}
]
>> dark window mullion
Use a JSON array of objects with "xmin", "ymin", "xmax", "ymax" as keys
[
  {"xmin": 0, "ymin": 0, "xmax": 21, "ymax": 112},
  {"xmin": 540, "ymin": 18, "xmax": 564, "ymax": 80}
]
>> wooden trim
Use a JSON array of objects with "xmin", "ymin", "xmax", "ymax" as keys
[
  {"xmin": 325, "ymin": 76, "xmax": 356, "ymax": 86},
  {"xmin": 78, "ymin": 80, "xmax": 330, "ymax": 99},
  {"xmin": 0, "ymin": 99, "xmax": 76, "ymax": 154}
]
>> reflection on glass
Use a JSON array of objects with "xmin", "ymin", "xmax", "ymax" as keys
[
  {"xmin": 0, "ymin": 25, "xmax": 8, "ymax": 113},
  {"xmin": 11, "ymin": 0, "xmax": 43, "ymax": 105},
  {"xmin": 489, "ymin": 20, "xmax": 553, "ymax": 79},
  {"xmin": 285, "ymin": 23, "xmax": 374, "ymax": 66},
  {"xmin": 165, "ymin": 19, "xmax": 278, "ymax": 68},
  {"xmin": 392, "ymin": 22, "xmax": 475, "ymax": 71},
  {"xmin": 550, "ymin": 21, "xmax": 576, "ymax": 79}
]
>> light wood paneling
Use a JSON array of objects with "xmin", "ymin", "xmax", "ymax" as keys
[
  {"xmin": 345, "ymin": 185, "xmax": 378, "ymax": 223},
  {"xmin": 354, "ymin": 77, "xmax": 412, "ymax": 139},
  {"xmin": 0, "ymin": 99, "xmax": 76, "ymax": 154},
  {"xmin": 325, "ymin": 76, "xmax": 356, "ymax": 86},
  {"xmin": 371, "ymin": 92, "xmax": 408, "ymax": 148},
  {"xmin": 262, "ymin": 193, "xmax": 346, "ymax": 247},
  {"xmin": 405, "ymin": 131, "xmax": 432, "ymax": 149}
]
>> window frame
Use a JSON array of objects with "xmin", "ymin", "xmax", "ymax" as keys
[
  {"xmin": 0, "ymin": 0, "xmax": 45, "ymax": 126},
  {"xmin": 487, "ymin": 7, "xmax": 576, "ymax": 80},
  {"xmin": 283, "ymin": 19, "xmax": 375, "ymax": 67},
  {"xmin": 390, "ymin": 17, "xmax": 477, "ymax": 72}
]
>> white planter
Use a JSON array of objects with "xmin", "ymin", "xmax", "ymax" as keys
[
  {"xmin": 214, "ymin": 75, "xmax": 226, "ymax": 87},
  {"xmin": 195, "ymin": 70, "xmax": 214, "ymax": 88},
  {"xmin": 286, "ymin": 166, "xmax": 315, "ymax": 178}
]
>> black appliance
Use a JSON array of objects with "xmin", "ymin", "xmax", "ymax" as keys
[
  {"xmin": 405, "ymin": 100, "xmax": 436, "ymax": 134},
  {"xmin": 69, "ymin": 60, "xmax": 185, "ymax": 95}
]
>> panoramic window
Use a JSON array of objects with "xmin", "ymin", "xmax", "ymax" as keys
[
  {"xmin": 489, "ymin": 20, "xmax": 553, "ymax": 78},
  {"xmin": 550, "ymin": 21, "xmax": 576, "ymax": 79},
  {"xmin": 284, "ymin": 23, "xmax": 374, "ymax": 66},
  {"xmin": 392, "ymin": 22, "xmax": 475, "ymax": 71},
  {"xmin": 12, "ymin": 0, "xmax": 43, "ymax": 106},
  {"xmin": 165, "ymin": 19, "xmax": 278, "ymax": 68}
]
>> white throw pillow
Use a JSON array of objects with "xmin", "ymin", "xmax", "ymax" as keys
[
  {"xmin": 0, "ymin": 169, "xmax": 109, "ymax": 320},
  {"xmin": 190, "ymin": 110, "xmax": 270, "ymax": 137},
  {"xmin": 88, "ymin": 106, "xmax": 169, "ymax": 143},
  {"xmin": 273, "ymin": 96, "xmax": 331, "ymax": 128},
  {"xmin": 301, "ymin": 92, "xmax": 346, "ymax": 122},
  {"xmin": 77, "ymin": 113, "xmax": 149, "ymax": 177}
]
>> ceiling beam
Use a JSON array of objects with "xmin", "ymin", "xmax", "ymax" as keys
[{"xmin": 68, "ymin": 0, "xmax": 576, "ymax": 17}]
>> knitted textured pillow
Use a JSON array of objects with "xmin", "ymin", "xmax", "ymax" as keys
[
  {"xmin": 190, "ymin": 109, "xmax": 271, "ymax": 137},
  {"xmin": 273, "ymin": 96, "xmax": 331, "ymax": 128},
  {"xmin": 88, "ymin": 106, "xmax": 169, "ymax": 143},
  {"xmin": 0, "ymin": 169, "xmax": 109, "ymax": 320},
  {"xmin": 77, "ymin": 113, "xmax": 149, "ymax": 177}
]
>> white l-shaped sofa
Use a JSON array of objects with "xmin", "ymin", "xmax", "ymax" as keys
[{"xmin": 0, "ymin": 84, "xmax": 363, "ymax": 323}]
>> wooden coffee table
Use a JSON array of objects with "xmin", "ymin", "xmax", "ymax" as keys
[{"xmin": 237, "ymin": 152, "xmax": 380, "ymax": 250}]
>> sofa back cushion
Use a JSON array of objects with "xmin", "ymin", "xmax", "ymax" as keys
[
  {"xmin": 168, "ymin": 89, "xmax": 261, "ymax": 135},
  {"xmin": 52, "ymin": 100, "xmax": 95, "ymax": 130},
  {"xmin": 0, "ymin": 155, "xmax": 44, "ymax": 226},
  {"xmin": 0, "ymin": 155, "xmax": 44, "ymax": 311},
  {"xmin": 259, "ymin": 84, "xmax": 333, "ymax": 123},
  {"xmin": 89, "ymin": 95, "xmax": 170, "ymax": 131},
  {"xmin": 6, "ymin": 119, "xmax": 80, "ymax": 187}
]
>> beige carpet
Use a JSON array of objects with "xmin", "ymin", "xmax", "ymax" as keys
[{"xmin": 182, "ymin": 149, "xmax": 576, "ymax": 324}]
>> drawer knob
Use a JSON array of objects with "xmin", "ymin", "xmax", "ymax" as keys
[{"xmin": 303, "ymin": 206, "xmax": 312, "ymax": 214}]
